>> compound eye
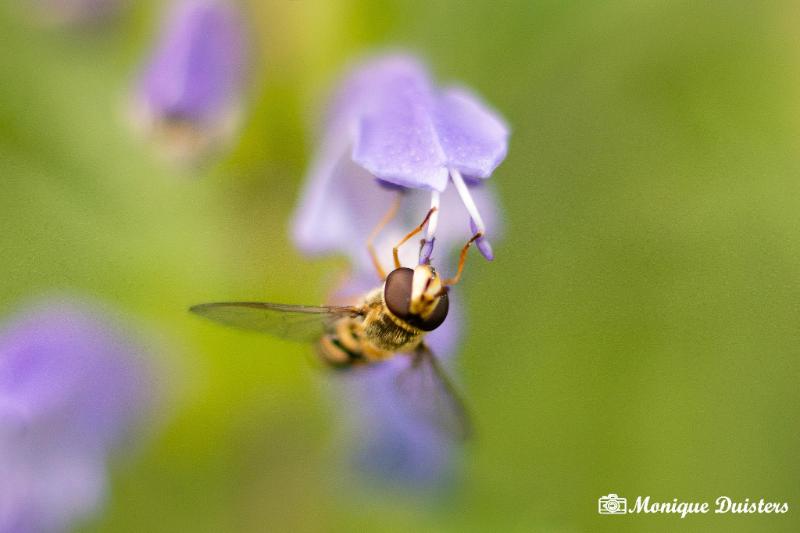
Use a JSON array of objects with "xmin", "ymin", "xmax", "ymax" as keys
[
  {"xmin": 383, "ymin": 267, "xmax": 414, "ymax": 319},
  {"xmin": 414, "ymin": 291, "xmax": 449, "ymax": 331}
]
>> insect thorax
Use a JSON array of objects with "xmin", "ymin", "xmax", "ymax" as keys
[{"xmin": 316, "ymin": 288, "xmax": 424, "ymax": 367}]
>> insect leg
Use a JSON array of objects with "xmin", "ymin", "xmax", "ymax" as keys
[
  {"xmin": 367, "ymin": 194, "xmax": 402, "ymax": 280},
  {"xmin": 440, "ymin": 232, "xmax": 482, "ymax": 288},
  {"xmin": 392, "ymin": 207, "xmax": 437, "ymax": 269}
]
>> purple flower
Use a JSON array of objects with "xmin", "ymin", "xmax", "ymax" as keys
[
  {"xmin": 328, "ymin": 277, "xmax": 464, "ymax": 488},
  {"xmin": 292, "ymin": 53, "xmax": 505, "ymax": 487},
  {"xmin": 335, "ymin": 359, "xmax": 458, "ymax": 488},
  {"xmin": 293, "ymin": 54, "xmax": 508, "ymax": 264},
  {"xmin": 130, "ymin": 0, "xmax": 248, "ymax": 161},
  {"xmin": 0, "ymin": 297, "xmax": 151, "ymax": 532}
]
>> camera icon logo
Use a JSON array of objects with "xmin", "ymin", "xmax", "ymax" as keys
[{"xmin": 598, "ymin": 493, "xmax": 628, "ymax": 515}]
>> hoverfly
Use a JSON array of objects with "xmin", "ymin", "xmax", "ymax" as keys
[{"xmin": 190, "ymin": 204, "xmax": 484, "ymax": 440}]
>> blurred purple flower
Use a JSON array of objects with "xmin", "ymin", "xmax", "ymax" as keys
[
  {"xmin": 130, "ymin": 0, "xmax": 248, "ymax": 162},
  {"xmin": 329, "ymin": 277, "xmax": 464, "ymax": 488},
  {"xmin": 0, "ymin": 298, "xmax": 151, "ymax": 532},
  {"xmin": 293, "ymin": 54, "xmax": 508, "ymax": 264}
]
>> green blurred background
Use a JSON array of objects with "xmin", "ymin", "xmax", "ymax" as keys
[{"xmin": 2, "ymin": 0, "xmax": 799, "ymax": 531}]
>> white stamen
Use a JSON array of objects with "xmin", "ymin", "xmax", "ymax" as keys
[
  {"xmin": 425, "ymin": 190, "xmax": 440, "ymax": 241},
  {"xmin": 449, "ymin": 168, "xmax": 485, "ymax": 233}
]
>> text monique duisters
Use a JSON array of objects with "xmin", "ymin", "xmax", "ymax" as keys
[{"xmin": 629, "ymin": 496, "xmax": 789, "ymax": 518}]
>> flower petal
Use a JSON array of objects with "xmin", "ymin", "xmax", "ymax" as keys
[
  {"xmin": 353, "ymin": 416, "xmax": 454, "ymax": 489},
  {"xmin": 0, "ymin": 299, "xmax": 148, "ymax": 450},
  {"xmin": 0, "ymin": 297, "xmax": 152, "ymax": 532},
  {"xmin": 292, "ymin": 144, "xmax": 399, "ymax": 275},
  {"xmin": 351, "ymin": 67, "xmax": 449, "ymax": 191},
  {"xmin": 136, "ymin": 0, "xmax": 246, "ymax": 124},
  {"xmin": 335, "ymin": 358, "xmax": 456, "ymax": 489},
  {"xmin": 435, "ymin": 87, "xmax": 509, "ymax": 179}
]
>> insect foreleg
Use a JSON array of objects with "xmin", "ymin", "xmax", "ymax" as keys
[
  {"xmin": 392, "ymin": 206, "xmax": 437, "ymax": 269},
  {"xmin": 440, "ymin": 231, "xmax": 482, "ymax": 289},
  {"xmin": 366, "ymin": 194, "xmax": 402, "ymax": 280}
]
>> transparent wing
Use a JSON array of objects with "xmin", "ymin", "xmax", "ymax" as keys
[
  {"xmin": 394, "ymin": 344, "xmax": 472, "ymax": 441},
  {"xmin": 189, "ymin": 302, "xmax": 363, "ymax": 343}
]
